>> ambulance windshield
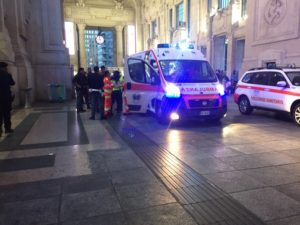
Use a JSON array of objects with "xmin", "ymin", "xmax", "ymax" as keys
[{"xmin": 159, "ymin": 60, "xmax": 217, "ymax": 83}]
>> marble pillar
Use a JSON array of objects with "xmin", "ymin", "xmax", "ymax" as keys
[
  {"xmin": 77, "ymin": 23, "xmax": 87, "ymax": 69},
  {"xmin": 135, "ymin": 7, "xmax": 143, "ymax": 52},
  {"xmin": 115, "ymin": 25, "xmax": 124, "ymax": 67}
]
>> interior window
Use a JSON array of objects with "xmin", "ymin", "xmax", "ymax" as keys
[
  {"xmin": 128, "ymin": 58, "xmax": 158, "ymax": 84},
  {"xmin": 268, "ymin": 72, "xmax": 286, "ymax": 86},
  {"xmin": 242, "ymin": 73, "xmax": 252, "ymax": 83},
  {"xmin": 253, "ymin": 72, "xmax": 268, "ymax": 85},
  {"xmin": 286, "ymin": 72, "xmax": 300, "ymax": 86},
  {"xmin": 128, "ymin": 59, "xmax": 145, "ymax": 83}
]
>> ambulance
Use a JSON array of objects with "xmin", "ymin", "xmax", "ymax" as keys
[{"xmin": 123, "ymin": 43, "xmax": 227, "ymax": 123}]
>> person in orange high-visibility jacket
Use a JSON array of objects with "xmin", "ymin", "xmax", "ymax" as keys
[{"xmin": 103, "ymin": 70, "xmax": 112, "ymax": 117}]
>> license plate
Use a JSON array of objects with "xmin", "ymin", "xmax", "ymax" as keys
[{"xmin": 200, "ymin": 111, "xmax": 210, "ymax": 116}]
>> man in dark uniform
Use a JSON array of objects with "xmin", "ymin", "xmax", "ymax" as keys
[
  {"xmin": 88, "ymin": 66, "xmax": 104, "ymax": 120},
  {"xmin": 73, "ymin": 67, "xmax": 88, "ymax": 112},
  {"xmin": 0, "ymin": 62, "xmax": 15, "ymax": 136}
]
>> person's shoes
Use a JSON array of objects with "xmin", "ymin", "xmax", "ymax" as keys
[
  {"xmin": 100, "ymin": 116, "xmax": 107, "ymax": 120},
  {"xmin": 5, "ymin": 129, "xmax": 14, "ymax": 134},
  {"xmin": 89, "ymin": 116, "xmax": 95, "ymax": 120}
]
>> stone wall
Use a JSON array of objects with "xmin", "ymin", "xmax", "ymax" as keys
[
  {"xmin": 141, "ymin": 0, "xmax": 300, "ymax": 78},
  {"xmin": 0, "ymin": 0, "xmax": 72, "ymax": 104},
  {"xmin": 243, "ymin": 0, "xmax": 300, "ymax": 72}
]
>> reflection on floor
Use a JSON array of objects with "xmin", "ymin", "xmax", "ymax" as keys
[{"xmin": 0, "ymin": 98, "xmax": 300, "ymax": 225}]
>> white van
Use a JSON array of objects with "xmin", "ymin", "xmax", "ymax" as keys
[
  {"xmin": 234, "ymin": 66, "xmax": 300, "ymax": 126},
  {"xmin": 123, "ymin": 44, "xmax": 227, "ymax": 123}
]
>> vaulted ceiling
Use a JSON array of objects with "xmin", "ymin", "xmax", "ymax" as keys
[{"xmin": 63, "ymin": 0, "xmax": 141, "ymax": 9}]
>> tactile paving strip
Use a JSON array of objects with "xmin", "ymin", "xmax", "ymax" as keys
[{"xmin": 108, "ymin": 119, "xmax": 266, "ymax": 225}]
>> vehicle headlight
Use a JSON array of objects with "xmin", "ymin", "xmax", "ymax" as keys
[
  {"xmin": 166, "ymin": 84, "xmax": 181, "ymax": 98},
  {"xmin": 216, "ymin": 84, "xmax": 225, "ymax": 96}
]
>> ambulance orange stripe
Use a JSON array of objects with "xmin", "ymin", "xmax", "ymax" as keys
[{"xmin": 237, "ymin": 85, "xmax": 300, "ymax": 97}]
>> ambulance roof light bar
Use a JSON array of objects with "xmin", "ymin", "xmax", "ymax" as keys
[
  {"xmin": 157, "ymin": 43, "xmax": 170, "ymax": 48},
  {"xmin": 157, "ymin": 43, "xmax": 195, "ymax": 50}
]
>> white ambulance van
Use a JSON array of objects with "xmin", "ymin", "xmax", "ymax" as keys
[{"xmin": 123, "ymin": 43, "xmax": 227, "ymax": 123}]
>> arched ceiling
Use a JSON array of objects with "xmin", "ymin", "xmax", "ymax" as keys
[
  {"xmin": 63, "ymin": 0, "xmax": 141, "ymax": 9},
  {"xmin": 63, "ymin": 0, "xmax": 142, "ymax": 27}
]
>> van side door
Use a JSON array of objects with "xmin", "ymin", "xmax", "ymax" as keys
[{"xmin": 125, "ymin": 58, "xmax": 160, "ymax": 113}]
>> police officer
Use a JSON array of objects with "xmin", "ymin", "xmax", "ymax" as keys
[
  {"xmin": 73, "ymin": 67, "xmax": 88, "ymax": 112},
  {"xmin": 88, "ymin": 66, "xmax": 104, "ymax": 120},
  {"xmin": 0, "ymin": 62, "xmax": 15, "ymax": 136}
]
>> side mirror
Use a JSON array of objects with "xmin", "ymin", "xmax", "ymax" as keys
[
  {"xmin": 126, "ymin": 82, "xmax": 132, "ymax": 90},
  {"xmin": 277, "ymin": 81, "xmax": 287, "ymax": 87}
]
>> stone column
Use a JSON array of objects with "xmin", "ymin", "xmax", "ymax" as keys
[
  {"xmin": 115, "ymin": 25, "xmax": 124, "ymax": 67},
  {"xmin": 77, "ymin": 23, "xmax": 87, "ymax": 69},
  {"xmin": 226, "ymin": 34, "xmax": 234, "ymax": 77},
  {"xmin": 135, "ymin": 7, "xmax": 143, "ymax": 52},
  {"xmin": 0, "ymin": 0, "xmax": 3, "ymax": 32}
]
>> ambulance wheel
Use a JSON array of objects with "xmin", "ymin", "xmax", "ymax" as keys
[
  {"xmin": 238, "ymin": 96, "xmax": 253, "ymax": 115},
  {"xmin": 155, "ymin": 102, "xmax": 168, "ymax": 124},
  {"xmin": 292, "ymin": 103, "xmax": 300, "ymax": 126}
]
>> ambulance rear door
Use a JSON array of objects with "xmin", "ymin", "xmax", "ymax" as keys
[{"xmin": 124, "ymin": 58, "xmax": 160, "ymax": 113}]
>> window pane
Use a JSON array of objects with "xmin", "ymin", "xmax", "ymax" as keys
[
  {"xmin": 286, "ymin": 72, "xmax": 300, "ymax": 86},
  {"xmin": 268, "ymin": 72, "xmax": 286, "ymax": 86},
  {"xmin": 176, "ymin": 2, "xmax": 184, "ymax": 28},
  {"xmin": 128, "ymin": 59, "xmax": 145, "ymax": 83},
  {"xmin": 218, "ymin": 0, "xmax": 229, "ymax": 9},
  {"xmin": 241, "ymin": 0, "xmax": 247, "ymax": 17}
]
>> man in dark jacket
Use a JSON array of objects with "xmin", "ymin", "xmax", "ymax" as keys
[
  {"xmin": 0, "ymin": 62, "xmax": 15, "ymax": 136},
  {"xmin": 73, "ymin": 67, "xmax": 88, "ymax": 112},
  {"xmin": 88, "ymin": 66, "xmax": 105, "ymax": 120}
]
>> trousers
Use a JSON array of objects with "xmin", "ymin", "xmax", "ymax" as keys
[
  {"xmin": 90, "ymin": 92, "xmax": 104, "ymax": 118},
  {"xmin": 0, "ymin": 102, "xmax": 12, "ymax": 131}
]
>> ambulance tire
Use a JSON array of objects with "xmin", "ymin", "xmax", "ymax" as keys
[
  {"xmin": 155, "ymin": 102, "xmax": 169, "ymax": 124},
  {"xmin": 292, "ymin": 103, "xmax": 300, "ymax": 126},
  {"xmin": 238, "ymin": 96, "xmax": 253, "ymax": 115}
]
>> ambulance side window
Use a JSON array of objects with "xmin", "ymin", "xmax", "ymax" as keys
[
  {"xmin": 128, "ymin": 59, "xmax": 146, "ymax": 83},
  {"xmin": 242, "ymin": 73, "xmax": 252, "ymax": 83},
  {"xmin": 267, "ymin": 72, "xmax": 286, "ymax": 86},
  {"xmin": 252, "ymin": 72, "xmax": 268, "ymax": 85},
  {"xmin": 128, "ymin": 58, "xmax": 157, "ymax": 84}
]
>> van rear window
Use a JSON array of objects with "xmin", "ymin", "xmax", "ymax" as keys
[{"xmin": 159, "ymin": 60, "xmax": 217, "ymax": 83}]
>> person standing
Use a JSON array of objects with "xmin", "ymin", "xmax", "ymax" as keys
[
  {"xmin": 73, "ymin": 68, "xmax": 88, "ymax": 112},
  {"xmin": 103, "ymin": 71, "xmax": 112, "ymax": 117},
  {"xmin": 88, "ymin": 66, "xmax": 104, "ymax": 120},
  {"xmin": 111, "ymin": 70, "xmax": 123, "ymax": 113},
  {"xmin": 100, "ymin": 65, "xmax": 106, "ymax": 76},
  {"xmin": 0, "ymin": 62, "xmax": 15, "ymax": 136}
]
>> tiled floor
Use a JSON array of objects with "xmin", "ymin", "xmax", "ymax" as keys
[{"xmin": 0, "ymin": 97, "xmax": 299, "ymax": 225}]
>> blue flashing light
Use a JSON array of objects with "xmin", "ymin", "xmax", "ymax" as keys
[
  {"xmin": 165, "ymin": 84, "xmax": 181, "ymax": 98},
  {"xmin": 175, "ymin": 42, "xmax": 195, "ymax": 50},
  {"xmin": 157, "ymin": 43, "xmax": 170, "ymax": 48},
  {"xmin": 216, "ymin": 84, "xmax": 225, "ymax": 96}
]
